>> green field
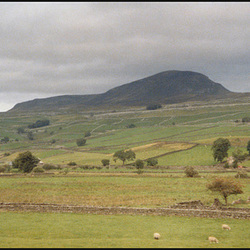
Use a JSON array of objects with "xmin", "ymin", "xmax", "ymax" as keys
[
  {"xmin": 0, "ymin": 100, "xmax": 249, "ymax": 248},
  {"xmin": 0, "ymin": 174, "xmax": 249, "ymax": 207},
  {"xmin": 0, "ymin": 212, "xmax": 249, "ymax": 248}
]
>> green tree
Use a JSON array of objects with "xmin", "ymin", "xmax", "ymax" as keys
[
  {"xmin": 211, "ymin": 138, "xmax": 231, "ymax": 162},
  {"xmin": 76, "ymin": 138, "xmax": 86, "ymax": 146},
  {"xmin": 113, "ymin": 149, "xmax": 136, "ymax": 165},
  {"xmin": 247, "ymin": 140, "xmax": 250, "ymax": 155},
  {"xmin": 12, "ymin": 151, "xmax": 40, "ymax": 173},
  {"xmin": 135, "ymin": 159, "xmax": 144, "ymax": 174},
  {"xmin": 207, "ymin": 177, "xmax": 243, "ymax": 205}
]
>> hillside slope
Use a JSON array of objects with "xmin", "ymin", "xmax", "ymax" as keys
[{"xmin": 10, "ymin": 70, "xmax": 236, "ymax": 112}]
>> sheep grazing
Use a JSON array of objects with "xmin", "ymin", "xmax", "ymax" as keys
[
  {"xmin": 222, "ymin": 224, "xmax": 231, "ymax": 230},
  {"xmin": 208, "ymin": 236, "xmax": 219, "ymax": 243},
  {"xmin": 154, "ymin": 233, "xmax": 161, "ymax": 240}
]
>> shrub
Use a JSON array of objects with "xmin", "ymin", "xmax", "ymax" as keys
[
  {"xmin": 135, "ymin": 159, "xmax": 144, "ymax": 174},
  {"xmin": 76, "ymin": 138, "xmax": 86, "ymax": 146},
  {"xmin": 101, "ymin": 159, "xmax": 110, "ymax": 166},
  {"xmin": 68, "ymin": 161, "xmax": 77, "ymax": 166},
  {"xmin": 146, "ymin": 158, "xmax": 158, "ymax": 166},
  {"xmin": 84, "ymin": 131, "xmax": 91, "ymax": 137},
  {"xmin": 184, "ymin": 166, "xmax": 199, "ymax": 177},
  {"xmin": 126, "ymin": 124, "xmax": 136, "ymax": 128},
  {"xmin": 146, "ymin": 104, "xmax": 162, "ymax": 110},
  {"xmin": 32, "ymin": 166, "xmax": 45, "ymax": 173}
]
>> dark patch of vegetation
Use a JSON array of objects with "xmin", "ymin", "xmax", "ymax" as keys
[
  {"xmin": 146, "ymin": 104, "xmax": 162, "ymax": 110},
  {"xmin": 184, "ymin": 166, "xmax": 199, "ymax": 177},
  {"xmin": 126, "ymin": 124, "xmax": 136, "ymax": 128},
  {"xmin": 242, "ymin": 117, "xmax": 250, "ymax": 123},
  {"xmin": 28, "ymin": 119, "xmax": 50, "ymax": 129},
  {"xmin": 76, "ymin": 138, "xmax": 86, "ymax": 146},
  {"xmin": 101, "ymin": 159, "xmax": 110, "ymax": 166},
  {"xmin": 12, "ymin": 151, "xmax": 40, "ymax": 173},
  {"xmin": 146, "ymin": 158, "xmax": 158, "ymax": 166},
  {"xmin": 211, "ymin": 138, "xmax": 231, "ymax": 162}
]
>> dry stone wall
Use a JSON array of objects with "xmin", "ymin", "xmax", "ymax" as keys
[{"xmin": 0, "ymin": 202, "xmax": 249, "ymax": 219}]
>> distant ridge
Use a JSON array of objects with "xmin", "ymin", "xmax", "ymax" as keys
[{"xmin": 10, "ymin": 70, "xmax": 242, "ymax": 112}]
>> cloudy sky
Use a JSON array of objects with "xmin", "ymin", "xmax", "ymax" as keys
[{"xmin": 0, "ymin": 2, "xmax": 249, "ymax": 112}]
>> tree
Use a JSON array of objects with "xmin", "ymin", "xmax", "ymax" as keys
[
  {"xmin": 207, "ymin": 177, "xmax": 243, "ymax": 205},
  {"xmin": 211, "ymin": 138, "xmax": 231, "ymax": 162},
  {"xmin": 76, "ymin": 138, "xmax": 86, "ymax": 146},
  {"xmin": 113, "ymin": 149, "xmax": 136, "ymax": 165},
  {"xmin": 247, "ymin": 140, "xmax": 250, "ymax": 155},
  {"xmin": 12, "ymin": 151, "xmax": 40, "ymax": 173},
  {"xmin": 135, "ymin": 159, "xmax": 144, "ymax": 174}
]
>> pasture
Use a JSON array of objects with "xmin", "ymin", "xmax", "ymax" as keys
[
  {"xmin": 0, "ymin": 212, "xmax": 249, "ymax": 248},
  {"xmin": 0, "ymin": 99, "xmax": 249, "ymax": 248}
]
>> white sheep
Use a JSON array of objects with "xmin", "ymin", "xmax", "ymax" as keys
[
  {"xmin": 222, "ymin": 224, "xmax": 231, "ymax": 230},
  {"xmin": 208, "ymin": 236, "xmax": 219, "ymax": 243},
  {"xmin": 154, "ymin": 233, "xmax": 160, "ymax": 240}
]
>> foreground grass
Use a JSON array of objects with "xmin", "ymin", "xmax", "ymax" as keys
[{"xmin": 0, "ymin": 211, "xmax": 249, "ymax": 248}]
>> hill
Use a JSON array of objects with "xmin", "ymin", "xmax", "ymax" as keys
[{"xmin": 9, "ymin": 70, "xmax": 244, "ymax": 112}]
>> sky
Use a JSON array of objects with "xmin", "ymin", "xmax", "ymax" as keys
[{"xmin": 0, "ymin": 2, "xmax": 249, "ymax": 112}]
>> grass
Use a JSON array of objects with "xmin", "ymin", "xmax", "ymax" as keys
[
  {"xmin": 0, "ymin": 211, "xmax": 248, "ymax": 248},
  {"xmin": 0, "ymin": 174, "xmax": 249, "ymax": 207}
]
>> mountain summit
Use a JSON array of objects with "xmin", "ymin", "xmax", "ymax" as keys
[{"xmin": 10, "ymin": 70, "xmax": 233, "ymax": 112}]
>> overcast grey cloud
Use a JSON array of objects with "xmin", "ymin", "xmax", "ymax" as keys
[{"xmin": 0, "ymin": 2, "xmax": 249, "ymax": 111}]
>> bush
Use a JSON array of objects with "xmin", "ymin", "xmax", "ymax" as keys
[
  {"xmin": 135, "ymin": 159, "xmax": 144, "ymax": 174},
  {"xmin": 101, "ymin": 159, "xmax": 110, "ymax": 166},
  {"xmin": 84, "ymin": 131, "xmax": 91, "ymax": 137},
  {"xmin": 146, "ymin": 158, "xmax": 158, "ymax": 166},
  {"xmin": 184, "ymin": 166, "xmax": 199, "ymax": 177},
  {"xmin": 126, "ymin": 124, "xmax": 136, "ymax": 128},
  {"xmin": 32, "ymin": 166, "xmax": 45, "ymax": 173},
  {"xmin": 76, "ymin": 138, "xmax": 86, "ymax": 146},
  {"xmin": 146, "ymin": 104, "xmax": 162, "ymax": 110},
  {"xmin": 68, "ymin": 161, "xmax": 77, "ymax": 166}
]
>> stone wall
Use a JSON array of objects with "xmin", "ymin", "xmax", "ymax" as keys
[{"xmin": 0, "ymin": 202, "xmax": 249, "ymax": 219}]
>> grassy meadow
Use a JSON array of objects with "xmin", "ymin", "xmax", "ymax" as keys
[
  {"xmin": 0, "ymin": 212, "xmax": 249, "ymax": 248},
  {"xmin": 0, "ymin": 99, "xmax": 249, "ymax": 248}
]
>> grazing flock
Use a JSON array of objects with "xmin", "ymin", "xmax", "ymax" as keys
[{"xmin": 154, "ymin": 224, "xmax": 232, "ymax": 244}]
